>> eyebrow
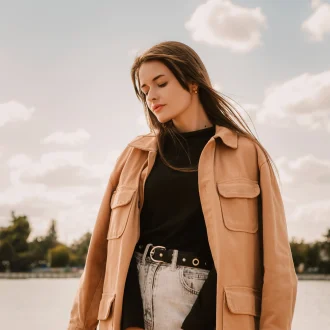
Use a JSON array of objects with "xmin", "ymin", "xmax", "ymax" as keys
[{"xmin": 140, "ymin": 74, "xmax": 165, "ymax": 89}]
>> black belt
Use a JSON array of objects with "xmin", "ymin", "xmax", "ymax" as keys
[{"xmin": 134, "ymin": 243, "xmax": 214, "ymax": 270}]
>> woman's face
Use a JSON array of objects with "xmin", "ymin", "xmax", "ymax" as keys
[{"xmin": 138, "ymin": 60, "xmax": 194, "ymax": 124}]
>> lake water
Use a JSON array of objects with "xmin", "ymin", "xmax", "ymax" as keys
[{"xmin": 0, "ymin": 279, "xmax": 329, "ymax": 329}]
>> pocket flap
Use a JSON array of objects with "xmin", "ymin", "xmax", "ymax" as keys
[
  {"xmin": 110, "ymin": 188, "xmax": 135, "ymax": 209},
  {"xmin": 224, "ymin": 286, "xmax": 261, "ymax": 317},
  {"xmin": 217, "ymin": 181, "xmax": 260, "ymax": 198},
  {"xmin": 97, "ymin": 293, "xmax": 116, "ymax": 320}
]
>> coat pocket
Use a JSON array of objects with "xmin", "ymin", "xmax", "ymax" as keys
[
  {"xmin": 97, "ymin": 293, "xmax": 116, "ymax": 320},
  {"xmin": 223, "ymin": 286, "xmax": 261, "ymax": 330},
  {"xmin": 107, "ymin": 187, "xmax": 136, "ymax": 239},
  {"xmin": 217, "ymin": 179, "xmax": 260, "ymax": 233}
]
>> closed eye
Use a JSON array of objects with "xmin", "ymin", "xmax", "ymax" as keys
[{"xmin": 144, "ymin": 82, "xmax": 167, "ymax": 96}]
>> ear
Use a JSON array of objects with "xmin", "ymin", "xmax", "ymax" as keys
[{"xmin": 189, "ymin": 82, "xmax": 198, "ymax": 93}]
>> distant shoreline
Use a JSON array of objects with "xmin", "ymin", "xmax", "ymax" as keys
[
  {"xmin": 296, "ymin": 274, "xmax": 330, "ymax": 281},
  {"xmin": 0, "ymin": 272, "xmax": 330, "ymax": 280},
  {"xmin": 0, "ymin": 272, "xmax": 82, "ymax": 279}
]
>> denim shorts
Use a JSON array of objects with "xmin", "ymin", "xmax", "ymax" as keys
[{"xmin": 133, "ymin": 243, "xmax": 211, "ymax": 330}]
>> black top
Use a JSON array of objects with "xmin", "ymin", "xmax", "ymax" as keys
[{"xmin": 121, "ymin": 125, "xmax": 217, "ymax": 330}]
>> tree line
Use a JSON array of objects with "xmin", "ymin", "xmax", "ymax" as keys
[
  {"xmin": 0, "ymin": 211, "xmax": 329, "ymax": 273},
  {"xmin": 0, "ymin": 211, "xmax": 91, "ymax": 271},
  {"xmin": 291, "ymin": 229, "xmax": 330, "ymax": 274}
]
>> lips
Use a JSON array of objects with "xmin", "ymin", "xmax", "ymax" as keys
[
  {"xmin": 152, "ymin": 104, "xmax": 165, "ymax": 111},
  {"xmin": 154, "ymin": 105, "xmax": 164, "ymax": 112}
]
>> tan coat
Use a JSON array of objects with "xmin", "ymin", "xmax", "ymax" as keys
[{"xmin": 67, "ymin": 125, "xmax": 298, "ymax": 330}]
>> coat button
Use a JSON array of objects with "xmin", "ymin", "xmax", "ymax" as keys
[{"xmin": 138, "ymin": 200, "xmax": 141, "ymax": 208}]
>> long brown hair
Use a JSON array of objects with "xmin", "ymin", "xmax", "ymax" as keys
[{"xmin": 130, "ymin": 41, "xmax": 280, "ymax": 184}]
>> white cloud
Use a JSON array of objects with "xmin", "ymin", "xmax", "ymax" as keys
[
  {"xmin": 271, "ymin": 154, "xmax": 330, "ymax": 242},
  {"xmin": 219, "ymin": 93, "xmax": 259, "ymax": 133},
  {"xmin": 289, "ymin": 200, "xmax": 330, "ymax": 243},
  {"xmin": 275, "ymin": 154, "xmax": 330, "ymax": 185},
  {"xmin": 185, "ymin": 0, "xmax": 267, "ymax": 53},
  {"xmin": 311, "ymin": 0, "xmax": 322, "ymax": 9},
  {"xmin": 235, "ymin": 102, "xmax": 259, "ymax": 125},
  {"xmin": 2, "ymin": 151, "xmax": 103, "ymax": 207},
  {"xmin": 291, "ymin": 200, "xmax": 330, "ymax": 224},
  {"xmin": 6, "ymin": 150, "xmax": 123, "ymax": 187},
  {"xmin": 0, "ymin": 148, "xmax": 125, "ymax": 244},
  {"xmin": 0, "ymin": 182, "xmax": 82, "ymax": 206},
  {"xmin": 274, "ymin": 154, "xmax": 330, "ymax": 219},
  {"xmin": 256, "ymin": 70, "xmax": 330, "ymax": 132},
  {"xmin": 41, "ymin": 128, "xmax": 91, "ymax": 146},
  {"xmin": 0, "ymin": 191, "xmax": 103, "ymax": 245},
  {"xmin": 302, "ymin": 0, "xmax": 330, "ymax": 42},
  {"xmin": 0, "ymin": 100, "xmax": 35, "ymax": 127},
  {"xmin": 0, "ymin": 148, "xmax": 124, "ymax": 212},
  {"xmin": 55, "ymin": 203, "xmax": 101, "ymax": 244}
]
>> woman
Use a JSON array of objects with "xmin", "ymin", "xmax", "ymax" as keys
[{"xmin": 67, "ymin": 41, "xmax": 298, "ymax": 330}]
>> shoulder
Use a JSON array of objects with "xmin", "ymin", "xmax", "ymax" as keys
[
  {"xmin": 236, "ymin": 133, "xmax": 268, "ymax": 168},
  {"xmin": 128, "ymin": 131, "xmax": 155, "ymax": 144},
  {"xmin": 126, "ymin": 131, "xmax": 157, "ymax": 152}
]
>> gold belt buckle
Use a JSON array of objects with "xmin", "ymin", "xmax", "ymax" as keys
[{"xmin": 150, "ymin": 245, "xmax": 166, "ymax": 263}]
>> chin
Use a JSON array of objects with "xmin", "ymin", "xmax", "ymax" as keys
[{"xmin": 156, "ymin": 116, "xmax": 173, "ymax": 124}]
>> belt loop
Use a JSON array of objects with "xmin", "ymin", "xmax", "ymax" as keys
[
  {"xmin": 170, "ymin": 249, "xmax": 179, "ymax": 271},
  {"xmin": 142, "ymin": 243, "xmax": 153, "ymax": 266}
]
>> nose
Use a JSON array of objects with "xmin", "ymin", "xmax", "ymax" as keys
[{"xmin": 147, "ymin": 88, "xmax": 158, "ymax": 102}]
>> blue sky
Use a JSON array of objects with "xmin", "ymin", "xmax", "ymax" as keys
[{"xmin": 0, "ymin": 0, "xmax": 329, "ymax": 244}]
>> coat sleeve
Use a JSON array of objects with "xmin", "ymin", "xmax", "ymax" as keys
[
  {"xmin": 67, "ymin": 145, "xmax": 133, "ymax": 330},
  {"xmin": 258, "ymin": 160, "xmax": 298, "ymax": 330}
]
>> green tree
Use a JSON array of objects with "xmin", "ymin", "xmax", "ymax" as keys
[
  {"xmin": 45, "ymin": 219, "xmax": 58, "ymax": 248},
  {"xmin": 28, "ymin": 219, "xmax": 59, "ymax": 264},
  {"xmin": 0, "ymin": 211, "xmax": 32, "ymax": 271},
  {"xmin": 305, "ymin": 241, "xmax": 322, "ymax": 270},
  {"xmin": 321, "ymin": 228, "xmax": 330, "ymax": 255},
  {"xmin": 0, "ymin": 211, "xmax": 31, "ymax": 253},
  {"xmin": 48, "ymin": 244, "xmax": 70, "ymax": 267},
  {"xmin": 319, "ymin": 228, "xmax": 330, "ymax": 274},
  {"xmin": 290, "ymin": 237, "xmax": 308, "ymax": 269},
  {"xmin": 0, "ymin": 241, "xmax": 15, "ymax": 271},
  {"xmin": 69, "ymin": 232, "xmax": 91, "ymax": 267}
]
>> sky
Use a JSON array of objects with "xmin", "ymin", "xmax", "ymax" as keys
[{"xmin": 0, "ymin": 0, "xmax": 329, "ymax": 245}]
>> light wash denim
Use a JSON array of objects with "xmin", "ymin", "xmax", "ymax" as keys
[{"xmin": 134, "ymin": 243, "xmax": 211, "ymax": 330}]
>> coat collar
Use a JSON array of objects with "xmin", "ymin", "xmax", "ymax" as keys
[{"xmin": 128, "ymin": 124, "xmax": 238, "ymax": 152}]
